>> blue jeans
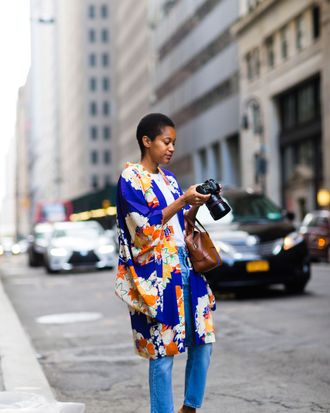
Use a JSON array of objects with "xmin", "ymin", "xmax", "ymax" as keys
[{"xmin": 149, "ymin": 246, "xmax": 213, "ymax": 413}]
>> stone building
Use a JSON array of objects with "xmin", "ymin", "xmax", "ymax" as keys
[
  {"xmin": 232, "ymin": 0, "xmax": 330, "ymax": 219},
  {"xmin": 150, "ymin": 0, "xmax": 241, "ymax": 189}
]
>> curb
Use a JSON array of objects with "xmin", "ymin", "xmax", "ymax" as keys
[{"xmin": 0, "ymin": 272, "xmax": 85, "ymax": 412}]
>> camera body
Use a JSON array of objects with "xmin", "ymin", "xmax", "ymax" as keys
[{"xmin": 196, "ymin": 179, "xmax": 231, "ymax": 221}]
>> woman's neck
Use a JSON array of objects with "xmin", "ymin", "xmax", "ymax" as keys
[{"xmin": 140, "ymin": 156, "xmax": 159, "ymax": 174}]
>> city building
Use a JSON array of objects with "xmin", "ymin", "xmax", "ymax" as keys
[
  {"xmin": 28, "ymin": 0, "xmax": 115, "ymax": 223},
  {"xmin": 58, "ymin": 0, "xmax": 115, "ymax": 198},
  {"xmin": 29, "ymin": 0, "xmax": 59, "ymax": 217},
  {"xmin": 0, "ymin": 138, "xmax": 16, "ymax": 237},
  {"xmin": 15, "ymin": 84, "xmax": 31, "ymax": 238},
  {"xmin": 112, "ymin": 0, "xmax": 152, "ymax": 176},
  {"xmin": 150, "ymin": 0, "xmax": 241, "ymax": 189},
  {"xmin": 232, "ymin": 0, "xmax": 330, "ymax": 219}
]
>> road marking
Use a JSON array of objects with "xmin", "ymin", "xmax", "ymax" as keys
[{"xmin": 35, "ymin": 312, "xmax": 103, "ymax": 324}]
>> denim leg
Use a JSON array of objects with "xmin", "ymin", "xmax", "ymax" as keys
[
  {"xmin": 149, "ymin": 356, "xmax": 174, "ymax": 413},
  {"xmin": 183, "ymin": 284, "xmax": 194, "ymax": 347},
  {"xmin": 184, "ymin": 343, "xmax": 213, "ymax": 408}
]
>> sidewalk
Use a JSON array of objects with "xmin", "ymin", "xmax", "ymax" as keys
[{"xmin": 0, "ymin": 270, "xmax": 85, "ymax": 413}]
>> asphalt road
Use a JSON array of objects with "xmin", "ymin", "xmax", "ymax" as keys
[{"xmin": 1, "ymin": 254, "xmax": 330, "ymax": 413}]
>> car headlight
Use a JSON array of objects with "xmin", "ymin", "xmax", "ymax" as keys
[
  {"xmin": 98, "ymin": 244, "xmax": 115, "ymax": 254},
  {"xmin": 283, "ymin": 232, "xmax": 304, "ymax": 250},
  {"xmin": 49, "ymin": 247, "xmax": 68, "ymax": 257},
  {"xmin": 11, "ymin": 244, "xmax": 21, "ymax": 255}
]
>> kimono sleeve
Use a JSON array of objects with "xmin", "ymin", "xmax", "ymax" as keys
[{"xmin": 118, "ymin": 174, "xmax": 163, "ymax": 255}]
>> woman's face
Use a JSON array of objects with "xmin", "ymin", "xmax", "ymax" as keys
[{"xmin": 143, "ymin": 126, "xmax": 176, "ymax": 165}]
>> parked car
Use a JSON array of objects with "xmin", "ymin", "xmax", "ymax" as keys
[
  {"xmin": 299, "ymin": 210, "xmax": 330, "ymax": 262},
  {"xmin": 43, "ymin": 220, "xmax": 116, "ymax": 274},
  {"xmin": 28, "ymin": 223, "xmax": 53, "ymax": 266},
  {"xmin": 197, "ymin": 188, "xmax": 311, "ymax": 293}
]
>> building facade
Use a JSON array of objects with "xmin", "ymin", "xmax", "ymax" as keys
[
  {"xmin": 233, "ymin": 0, "xmax": 330, "ymax": 220},
  {"xmin": 150, "ymin": 0, "xmax": 241, "ymax": 189},
  {"xmin": 28, "ymin": 0, "xmax": 115, "ymax": 222},
  {"xmin": 29, "ymin": 0, "xmax": 59, "ymax": 216},
  {"xmin": 15, "ymin": 84, "xmax": 31, "ymax": 238},
  {"xmin": 58, "ymin": 0, "xmax": 115, "ymax": 198},
  {"xmin": 112, "ymin": 0, "xmax": 152, "ymax": 176}
]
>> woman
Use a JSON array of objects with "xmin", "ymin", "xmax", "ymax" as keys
[{"xmin": 115, "ymin": 113, "xmax": 216, "ymax": 413}]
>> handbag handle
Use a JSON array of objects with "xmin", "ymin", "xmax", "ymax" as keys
[{"xmin": 184, "ymin": 214, "xmax": 209, "ymax": 236}]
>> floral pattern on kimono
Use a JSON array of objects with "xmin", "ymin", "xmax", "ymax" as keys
[{"xmin": 115, "ymin": 162, "xmax": 216, "ymax": 359}]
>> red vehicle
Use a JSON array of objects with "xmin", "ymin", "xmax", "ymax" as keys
[
  {"xmin": 34, "ymin": 201, "xmax": 73, "ymax": 224},
  {"xmin": 300, "ymin": 210, "xmax": 330, "ymax": 262}
]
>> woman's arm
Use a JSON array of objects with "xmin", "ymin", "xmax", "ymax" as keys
[{"xmin": 162, "ymin": 185, "xmax": 209, "ymax": 224}]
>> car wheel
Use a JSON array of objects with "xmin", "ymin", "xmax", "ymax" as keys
[
  {"xmin": 28, "ymin": 250, "xmax": 41, "ymax": 267},
  {"xmin": 284, "ymin": 280, "xmax": 308, "ymax": 294},
  {"xmin": 45, "ymin": 264, "xmax": 60, "ymax": 275}
]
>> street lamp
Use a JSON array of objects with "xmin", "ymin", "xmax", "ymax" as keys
[{"xmin": 241, "ymin": 96, "xmax": 267, "ymax": 193}]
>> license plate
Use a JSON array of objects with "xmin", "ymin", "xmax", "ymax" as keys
[{"xmin": 246, "ymin": 260, "xmax": 269, "ymax": 272}]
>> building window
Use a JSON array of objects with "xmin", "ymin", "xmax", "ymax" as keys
[
  {"xmin": 102, "ymin": 53, "xmax": 109, "ymax": 66},
  {"xmin": 280, "ymin": 26, "xmax": 288, "ymax": 60},
  {"xmin": 297, "ymin": 84, "xmax": 315, "ymax": 124},
  {"xmin": 212, "ymin": 142, "xmax": 221, "ymax": 182},
  {"xmin": 103, "ymin": 101, "xmax": 110, "ymax": 115},
  {"xmin": 90, "ymin": 101, "xmax": 97, "ymax": 116},
  {"xmin": 89, "ymin": 53, "xmax": 96, "ymax": 66},
  {"xmin": 91, "ymin": 150, "xmax": 98, "ymax": 164},
  {"xmin": 89, "ymin": 77, "xmax": 97, "ymax": 91},
  {"xmin": 89, "ymin": 29, "xmax": 96, "ymax": 43},
  {"xmin": 312, "ymin": 5, "xmax": 320, "ymax": 40},
  {"xmin": 295, "ymin": 15, "xmax": 304, "ymax": 50},
  {"xmin": 101, "ymin": 5, "xmax": 108, "ymax": 18},
  {"xmin": 104, "ymin": 175, "xmax": 111, "ymax": 186},
  {"xmin": 104, "ymin": 150, "xmax": 111, "ymax": 164},
  {"xmin": 282, "ymin": 94, "xmax": 296, "ymax": 130},
  {"xmin": 101, "ymin": 29, "xmax": 109, "ymax": 43},
  {"xmin": 103, "ymin": 126, "xmax": 111, "ymax": 140},
  {"xmin": 265, "ymin": 36, "xmax": 275, "ymax": 68},
  {"xmin": 279, "ymin": 76, "xmax": 320, "ymax": 131},
  {"xmin": 91, "ymin": 175, "xmax": 99, "ymax": 189},
  {"xmin": 246, "ymin": 52, "xmax": 253, "ymax": 81},
  {"xmin": 247, "ymin": 0, "xmax": 261, "ymax": 12},
  {"xmin": 199, "ymin": 148, "xmax": 207, "ymax": 182},
  {"xmin": 246, "ymin": 48, "xmax": 260, "ymax": 81},
  {"xmin": 102, "ymin": 77, "xmax": 110, "ymax": 91},
  {"xmin": 90, "ymin": 126, "xmax": 98, "ymax": 140},
  {"xmin": 254, "ymin": 48, "xmax": 260, "ymax": 77},
  {"xmin": 88, "ymin": 5, "xmax": 95, "ymax": 18}
]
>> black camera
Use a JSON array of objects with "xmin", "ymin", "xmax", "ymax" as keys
[{"xmin": 196, "ymin": 179, "xmax": 231, "ymax": 221}]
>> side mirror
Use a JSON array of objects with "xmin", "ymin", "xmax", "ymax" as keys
[{"xmin": 285, "ymin": 211, "xmax": 295, "ymax": 221}]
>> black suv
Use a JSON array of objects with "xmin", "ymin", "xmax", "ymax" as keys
[{"xmin": 197, "ymin": 188, "xmax": 311, "ymax": 293}]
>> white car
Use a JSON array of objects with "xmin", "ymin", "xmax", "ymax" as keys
[{"xmin": 44, "ymin": 221, "xmax": 116, "ymax": 274}]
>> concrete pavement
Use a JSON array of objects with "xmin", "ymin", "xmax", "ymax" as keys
[{"xmin": 0, "ymin": 269, "xmax": 85, "ymax": 413}]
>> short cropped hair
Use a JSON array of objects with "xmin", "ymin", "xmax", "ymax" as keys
[{"xmin": 136, "ymin": 113, "xmax": 175, "ymax": 156}]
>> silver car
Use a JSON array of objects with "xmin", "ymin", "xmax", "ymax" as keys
[{"xmin": 44, "ymin": 221, "xmax": 116, "ymax": 274}]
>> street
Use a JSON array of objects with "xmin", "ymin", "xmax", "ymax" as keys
[{"xmin": 0, "ymin": 254, "xmax": 329, "ymax": 413}]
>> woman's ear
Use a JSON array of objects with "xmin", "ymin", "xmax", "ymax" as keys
[{"xmin": 142, "ymin": 135, "xmax": 151, "ymax": 149}]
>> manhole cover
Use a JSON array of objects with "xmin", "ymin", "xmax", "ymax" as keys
[{"xmin": 36, "ymin": 312, "xmax": 103, "ymax": 324}]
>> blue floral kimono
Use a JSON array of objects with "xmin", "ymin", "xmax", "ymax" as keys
[{"xmin": 115, "ymin": 163, "xmax": 216, "ymax": 359}]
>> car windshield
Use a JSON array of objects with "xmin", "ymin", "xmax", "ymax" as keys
[
  {"xmin": 53, "ymin": 225, "xmax": 102, "ymax": 239},
  {"xmin": 197, "ymin": 192, "xmax": 283, "ymax": 224},
  {"xmin": 226, "ymin": 193, "xmax": 283, "ymax": 223}
]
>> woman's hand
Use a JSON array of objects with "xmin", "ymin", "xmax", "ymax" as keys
[{"xmin": 183, "ymin": 185, "xmax": 210, "ymax": 206}]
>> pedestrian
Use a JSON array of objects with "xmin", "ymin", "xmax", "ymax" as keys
[{"xmin": 115, "ymin": 113, "xmax": 216, "ymax": 413}]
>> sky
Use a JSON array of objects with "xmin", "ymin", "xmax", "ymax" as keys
[{"xmin": 0, "ymin": 1, "xmax": 31, "ymax": 205}]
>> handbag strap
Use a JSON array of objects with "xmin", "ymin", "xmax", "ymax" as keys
[{"xmin": 184, "ymin": 214, "xmax": 209, "ymax": 235}]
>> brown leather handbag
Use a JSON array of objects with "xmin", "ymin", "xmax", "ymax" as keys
[{"xmin": 184, "ymin": 215, "xmax": 222, "ymax": 274}]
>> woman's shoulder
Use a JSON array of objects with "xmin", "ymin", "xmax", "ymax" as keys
[
  {"xmin": 120, "ymin": 162, "xmax": 142, "ymax": 179},
  {"xmin": 120, "ymin": 163, "xmax": 152, "ymax": 192},
  {"xmin": 160, "ymin": 167, "xmax": 177, "ymax": 180}
]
